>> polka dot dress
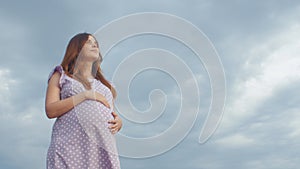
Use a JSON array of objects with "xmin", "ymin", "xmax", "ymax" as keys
[{"xmin": 46, "ymin": 65, "xmax": 121, "ymax": 169}]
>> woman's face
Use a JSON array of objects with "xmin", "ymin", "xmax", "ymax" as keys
[{"xmin": 78, "ymin": 35, "xmax": 100, "ymax": 62}]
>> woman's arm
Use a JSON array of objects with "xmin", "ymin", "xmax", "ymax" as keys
[
  {"xmin": 45, "ymin": 72, "xmax": 86, "ymax": 119},
  {"xmin": 45, "ymin": 72, "xmax": 111, "ymax": 119}
]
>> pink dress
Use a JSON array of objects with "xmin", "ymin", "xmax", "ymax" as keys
[{"xmin": 46, "ymin": 65, "xmax": 120, "ymax": 169}]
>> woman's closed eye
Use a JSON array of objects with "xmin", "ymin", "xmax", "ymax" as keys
[{"xmin": 86, "ymin": 40, "xmax": 98, "ymax": 47}]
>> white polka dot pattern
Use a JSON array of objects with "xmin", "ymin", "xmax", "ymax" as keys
[{"xmin": 46, "ymin": 66, "xmax": 121, "ymax": 169}]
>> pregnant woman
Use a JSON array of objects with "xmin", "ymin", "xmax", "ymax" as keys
[{"xmin": 45, "ymin": 33, "xmax": 122, "ymax": 169}]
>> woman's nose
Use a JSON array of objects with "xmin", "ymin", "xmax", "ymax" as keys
[{"xmin": 92, "ymin": 43, "xmax": 97, "ymax": 48}]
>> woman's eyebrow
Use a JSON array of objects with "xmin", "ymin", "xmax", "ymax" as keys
[{"xmin": 88, "ymin": 39, "xmax": 97, "ymax": 43}]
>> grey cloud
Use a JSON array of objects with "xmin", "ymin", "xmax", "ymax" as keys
[{"xmin": 1, "ymin": 0, "xmax": 300, "ymax": 169}]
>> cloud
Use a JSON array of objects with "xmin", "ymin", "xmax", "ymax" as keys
[
  {"xmin": 221, "ymin": 22, "xmax": 300, "ymax": 131},
  {"xmin": 0, "ymin": 98, "xmax": 53, "ymax": 169},
  {"xmin": 216, "ymin": 133, "xmax": 255, "ymax": 147},
  {"xmin": 1, "ymin": 0, "xmax": 300, "ymax": 169},
  {"xmin": 0, "ymin": 69, "xmax": 18, "ymax": 113},
  {"xmin": 209, "ymin": 17, "xmax": 300, "ymax": 169}
]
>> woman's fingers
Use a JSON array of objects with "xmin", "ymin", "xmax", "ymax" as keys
[
  {"xmin": 109, "ymin": 124, "xmax": 119, "ymax": 134},
  {"xmin": 101, "ymin": 100, "xmax": 111, "ymax": 108},
  {"xmin": 89, "ymin": 91, "xmax": 110, "ymax": 108},
  {"xmin": 108, "ymin": 115, "xmax": 122, "ymax": 134}
]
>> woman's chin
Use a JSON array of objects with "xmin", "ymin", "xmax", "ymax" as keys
[{"xmin": 84, "ymin": 55, "xmax": 99, "ymax": 62}]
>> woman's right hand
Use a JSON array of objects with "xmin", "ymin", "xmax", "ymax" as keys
[{"xmin": 83, "ymin": 90, "xmax": 111, "ymax": 108}]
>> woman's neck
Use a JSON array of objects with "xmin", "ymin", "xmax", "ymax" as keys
[{"xmin": 75, "ymin": 62, "xmax": 94, "ymax": 78}]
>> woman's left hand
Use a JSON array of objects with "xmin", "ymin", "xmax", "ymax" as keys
[{"xmin": 108, "ymin": 112, "xmax": 123, "ymax": 134}]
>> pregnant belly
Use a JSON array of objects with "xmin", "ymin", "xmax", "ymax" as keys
[
  {"xmin": 75, "ymin": 100, "xmax": 113, "ymax": 122},
  {"xmin": 74, "ymin": 100, "xmax": 114, "ymax": 144}
]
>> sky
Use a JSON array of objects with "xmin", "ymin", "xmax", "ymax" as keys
[{"xmin": 0, "ymin": 0, "xmax": 300, "ymax": 169}]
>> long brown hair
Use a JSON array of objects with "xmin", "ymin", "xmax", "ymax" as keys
[{"xmin": 61, "ymin": 33, "xmax": 116, "ymax": 98}]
